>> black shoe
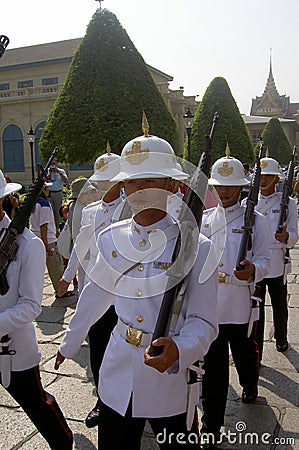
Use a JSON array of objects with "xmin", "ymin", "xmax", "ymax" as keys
[
  {"xmin": 242, "ymin": 384, "xmax": 258, "ymax": 404},
  {"xmin": 85, "ymin": 401, "xmax": 100, "ymax": 428},
  {"xmin": 276, "ymin": 342, "xmax": 289, "ymax": 352}
]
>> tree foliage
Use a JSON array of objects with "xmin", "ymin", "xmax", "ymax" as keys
[
  {"xmin": 39, "ymin": 9, "xmax": 178, "ymax": 163},
  {"xmin": 258, "ymin": 118, "xmax": 292, "ymax": 165},
  {"xmin": 187, "ymin": 77, "xmax": 254, "ymax": 166}
]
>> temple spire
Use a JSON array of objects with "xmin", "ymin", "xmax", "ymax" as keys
[{"xmin": 263, "ymin": 48, "xmax": 280, "ymax": 99}]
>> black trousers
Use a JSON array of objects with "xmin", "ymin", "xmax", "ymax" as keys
[
  {"xmin": 88, "ymin": 305, "xmax": 118, "ymax": 389},
  {"xmin": 98, "ymin": 399, "xmax": 199, "ymax": 450},
  {"xmin": 1, "ymin": 365, "xmax": 73, "ymax": 450},
  {"xmin": 201, "ymin": 323, "xmax": 259, "ymax": 433},
  {"xmin": 255, "ymin": 275, "xmax": 288, "ymax": 361}
]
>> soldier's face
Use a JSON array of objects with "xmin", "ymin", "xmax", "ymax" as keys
[
  {"xmin": 124, "ymin": 178, "xmax": 175, "ymax": 212},
  {"xmin": 214, "ymin": 185, "xmax": 242, "ymax": 208},
  {"xmin": 260, "ymin": 174, "xmax": 278, "ymax": 193}
]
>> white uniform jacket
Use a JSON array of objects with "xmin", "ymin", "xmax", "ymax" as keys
[
  {"xmin": 201, "ymin": 203, "xmax": 271, "ymax": 325},
  {"xmin": 59, "ymin": 214, "xmax": 218, "ymax": 418},
  {"xmin": 253, "ymin": 193, "xmax": 298, "ymax": 278},
  {"xmin": 62, "ymin": 196, "xmax": 123, "ymax": 283},
  {"xmin": 0, "ymin": 214, "xmax": 46, "ymax": 371}
]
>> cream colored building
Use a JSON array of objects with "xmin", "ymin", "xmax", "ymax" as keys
[{"xmin": 0, "ymin": 38, "xmax": 197, "ymax": 188}]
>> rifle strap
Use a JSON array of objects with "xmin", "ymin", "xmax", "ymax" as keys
[
  {"xmin": 202, "ymin": 206, "xmax": 244, "ymax": 239},
  {"xmin": 255, "ymin": 195, "xmax": 280, "ymax": 217}
]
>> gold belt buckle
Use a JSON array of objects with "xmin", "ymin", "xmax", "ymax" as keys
[
  {"xmin": 126, "ymin": 326, "xmax": 143, "ymax": 347},
  {"xmin": 218, "ymin": 272, "xmax": 227, "ymax": 283}
]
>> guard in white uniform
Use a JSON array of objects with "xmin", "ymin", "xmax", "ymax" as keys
[
  {"xmin": 55, "ymin": 124, "xmax": 218, "ymax": 449},
  {"xmin": 200, "ymin": 152, "xmax": 270, "ymax": 447},
  {"xmin": 252, "ymin": 156, "xmax": 298, "ymax": 357},
  {"xmin": 58, "ymin": 150, "xmax": 124, "ymax": 427},
  {"xmin": 0, "ymin": 172, "xmax": 73, "ymax": 449}
]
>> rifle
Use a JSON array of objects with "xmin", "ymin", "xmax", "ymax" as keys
[
  {"xmin": 276, "ymin": 145, "xmax": 296, "ymax": 234},
  {"xmin": 149, "ymin": 112, "xmax": 219, "ymax": 357},
  {"xmin": 276, "ymin": 145, "xmax": 297, "ymax": 284},
  {"xmin": 0, "ymin": 147, "xmax": 59, "ymax": 295},
  {"xmin": 235, "ymin": 142, "xmax": 264, "ymax": 271}
]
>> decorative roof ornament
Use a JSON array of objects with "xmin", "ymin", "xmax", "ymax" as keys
[{"xmin": 142, "ymin": 111, "xmax": 149, "ymax": 137}]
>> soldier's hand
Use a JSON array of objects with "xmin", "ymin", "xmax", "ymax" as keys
[
  {"xmin": 54, "ymin": 351, "xmax": 65, "ymax": 370},
  {"xmin": 144, "ymin": 337, "xmax": 179, "ymax": 373},
  {"xmin": 234, "ymin": 259, "xmax": 255, "ymax": 281},
  {"xmin": 275, "ymin": 225, "xmax": 289, "ymax": 243},
  {"xmin": 58, "ymin": 279, "xmax": 70, "ymax": 297}
]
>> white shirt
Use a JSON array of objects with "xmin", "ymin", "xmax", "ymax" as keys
[
  {"xmin": 30, "ymin": 197, "xmax": 57, "ymax": 244},
  {"xmin": 0, "ymin": 215, "xmax": 46, "ymax": 371},
  {"xmin": 201, "ymin": 203, "xmax": 271, "ymax": 324},
  {"xmin": 253, "ymin": 193, "xmax": 298, "ymax": 278},
  {"xmin": 59, "ymin": 214, "xmax": 218, "ymax": 417}
]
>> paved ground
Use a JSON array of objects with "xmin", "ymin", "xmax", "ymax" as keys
[{"xmin": 0, "ymin": 245, "xmax": 298, "ymax": 449}]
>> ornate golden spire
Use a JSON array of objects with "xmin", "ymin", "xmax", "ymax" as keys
[
  {"xmin": 106, "ymin": 140, "xmax": 111, "ymax": 155},
  {"xmin": 225, "ymin": 142, "xmax": 231, "ymax": 158},
  {"xmin": 142, "ymin": 111, "xmax": 149, "ymax": 137},
  {"xmin": 265, "ymin": 147, "xmax": 270, "ymax": 157}
]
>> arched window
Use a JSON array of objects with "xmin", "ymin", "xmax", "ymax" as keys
[{"xmin": 3, "ymin": 125, "xmax": 24, "ymax": 172}]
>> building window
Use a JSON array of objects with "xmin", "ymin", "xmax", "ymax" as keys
[
  {"xmin": 42, "ymin": 77, "xmax": 58, "ymax": 93},
  {"xmin": 42, "ymin": 77, "xmax": 58, "ymax": 86},
  {"xmin": 0, "ymin": 83, "xmax": 10, "ymax": 98},
  {"xmin": 2, "ymin": 124, "xmax": 25, "ymax": 172},
  {"xmin": 18, "ymin": 80, "xmax": 33, "ymax": 88}
]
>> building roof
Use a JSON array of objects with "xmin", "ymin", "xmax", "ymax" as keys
[
  {"xmin": 242, "ymin": 114, "xmax": 299, "ymax": 130},
  {"xmin": 0, "ymin": 38, "xmax": 174, "ymax": 82}
]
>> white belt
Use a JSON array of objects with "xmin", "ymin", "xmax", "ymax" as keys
[
  {"xmin": 218, "ymin": 272, "xmax": 250, "ymax": 286},
  {"xmin": 116, "ymin": 318, "xmax": 153, "ymax": 348}
]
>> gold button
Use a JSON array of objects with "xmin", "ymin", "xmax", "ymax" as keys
[
  {"xmin": 139, "ymin": 239, "xmax": 146, "ymax": 247},
  {"xmin": 221, "ymin": 230, "xmax": 226, "ymax": 235},
  {"xmin": 134, "ymin": 226, "xmax": 141, "ymax": 234},
  {"xmin": 137, "ymin": 264, "xmax": 144, "ymax": 272},
  {"xmin": 264, "ymin": 212, "xmax": 268, "ymax": 216},
  {"xmin": 104, "ymin": 209, "xmax": 108, "ymax": 214},
  {"xmin": 220, "ymin": 246, "xmax": 224, "ymax": 251},
  {"xmin": 219, "ymin": 262, "xmax": 224, "ymax": 267},
  {"xmin": 100, "ymin": 222, "xmax": 105, "ymax": 227},
  {"xmin": 204, "ymin": 224, "xmax": 209, "ymax": 228},
  {"xmin": 136, "ymin": 290, "xmax": 142, "ymax": 297},
  {"xmin": 136, "ymin": 315, "xmax": 144, "ymax": 323},
  {"xmin": 112, "ymin": 250, "xmax": 117, "ymax": 258}
]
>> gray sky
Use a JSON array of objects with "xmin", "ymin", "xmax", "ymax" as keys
[{"xmin": 2, "ymin": 0, "xmax": 298, "ymax": 115}]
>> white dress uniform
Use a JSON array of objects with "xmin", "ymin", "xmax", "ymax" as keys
[
  {"xmin": 0, "ymin": 215, "xmax": 45, "ymax": 371},
  {"xmin": 201, "ymin": 202, "xmax": 271, "ymax": 324},
  {"xmin": 0, "ymin": 213, "xmax": 73, "ymax": 448},
  {"xmin": 62, "ymin": 196, "xmax": 123, "ymax": 286},
  {"xmin": 59, "ymin": 214, "xmax": 218, "ymax": 418},
  {"xmin": 253, "ymin": 193, "xmax": 298, "ymax": 277}
]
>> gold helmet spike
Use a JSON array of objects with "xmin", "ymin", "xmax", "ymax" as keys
[
  {"xmin": 106, "ymin": 140, "xmax": 111, "ymax": 155},
  {"xmin": 265, "ymin": 147, "xmax": 270, "ymax": 157},
  {"xmin": 142, "ymin": 111, "xmax": 149, "ymax": 137},
  {"xmin": 225, "ymin": 142, "xmax": 231, "ymax": 158}
]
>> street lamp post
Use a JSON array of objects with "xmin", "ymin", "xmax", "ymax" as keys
[
  {"xmin": 183, "ymin": 108, "xmax": 194, "ymax": 161},
  {"xmin": 27, "ymin": 126, "xmax": 35, "ymax": 183}
]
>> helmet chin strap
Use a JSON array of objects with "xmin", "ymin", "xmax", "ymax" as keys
[{"xmin": 260, "ymin": 177, "xmax": 277, "ymax": 192}]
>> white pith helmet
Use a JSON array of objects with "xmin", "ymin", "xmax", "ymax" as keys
[
  {"xmin": 89, "ymin": 141, "xmax": 120, "ymax": 181},
  {"xmin": 260, "ymin": 157, "xmax": 281, "ymax": 176},
  {"xmin": 0, "ymin": 170, "xmax": 22, "ymax": 198},
  {"xmin": 111, "ymin": 112, "xmax": 188, "ymax": 182},
  {"xmin": 208, "ymin": 144, "xmax": 250, "ymax": 186}
]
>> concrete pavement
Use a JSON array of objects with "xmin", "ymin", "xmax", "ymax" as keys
[{"xmin": 0, "ymin": 246, "xmax": 298, "ymax": 449}]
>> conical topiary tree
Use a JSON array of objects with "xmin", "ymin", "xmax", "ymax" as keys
[
  {"xmin": 188, "ymin": 77, "xmax": 254, "ymax": 166},
  {"xmin": 39, "ymin": 8, "xmax": 178, "ymax": 163},
  {"xmin": 258, "ymin": 117, "xmax": 293, "ymax": 165}
]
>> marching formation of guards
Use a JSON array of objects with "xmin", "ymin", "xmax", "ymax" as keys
[{"xmin": 0, "ymin": 115, "xmax": 298, "ymax": 450}]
